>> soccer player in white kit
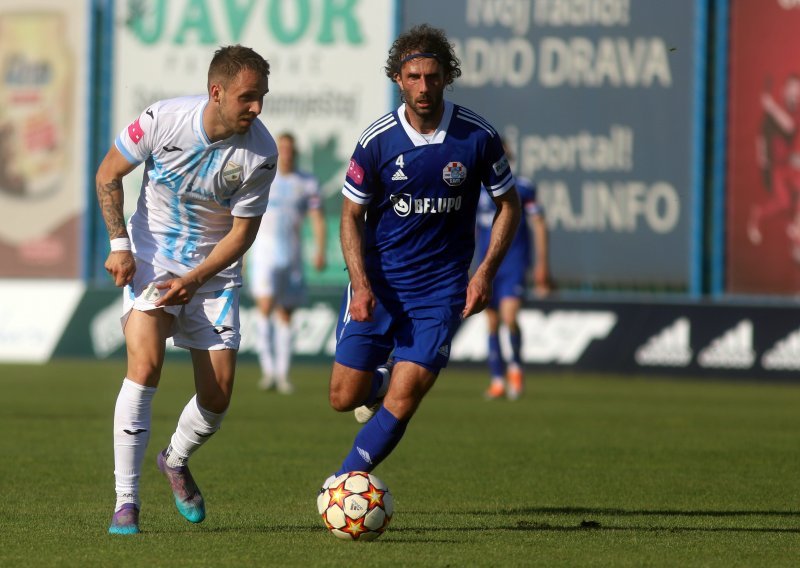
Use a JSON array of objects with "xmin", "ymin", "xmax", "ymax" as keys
[
  {"xmin": 96, "ymin": 45, "xmax": 278, "ymax": 535},
  {"xmin": 247, "ymin": 132, "xmax": 326, "ymax": 393}
]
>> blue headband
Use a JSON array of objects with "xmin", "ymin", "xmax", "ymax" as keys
[{"xmin": 400, "ymin": 52, "xmax": 439, "ymax": 64}]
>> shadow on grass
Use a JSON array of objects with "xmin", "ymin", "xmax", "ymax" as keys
[
  {"xmin": 389, "ymin": 506, "xmax": 800, "ymax": 535},
  {"xmin": 148, "ymin": 506, "xmax": 800, "ymax": 538},
  {"xmin": 468, "ymin": 506, "xmax": 800, "ymax": 518}
]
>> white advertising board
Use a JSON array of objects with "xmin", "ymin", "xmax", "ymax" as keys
[
  {"xmin": 0, "ymin": 280, "xmax": 85, "ymax": 362},
  {"xmin": 111, "ymin": 0, "xmax": 396, "ymax": 216}
]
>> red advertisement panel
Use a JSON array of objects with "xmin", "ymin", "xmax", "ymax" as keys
[{"xmin": 727, "ymin": 0, "xmax": 800, "ymax": 294}]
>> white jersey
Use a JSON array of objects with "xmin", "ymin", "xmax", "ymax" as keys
[
  {"xmin": 249, "ymin": 170, "xmax": 322, "ymax": 269},
  {"xmin": 115, "ymin": 95, "xmax": 278, "ymax": 291}
]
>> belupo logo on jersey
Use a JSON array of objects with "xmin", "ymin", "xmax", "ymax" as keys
[
  {"xmin": 390, "ymin": 193, "xmax": 412, "ymax": 217},
  {"xmin": 442, "ymin": 162, "xmax": 466, "ymax": 187}
]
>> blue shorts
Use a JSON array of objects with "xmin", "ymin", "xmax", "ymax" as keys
[
  {"xmin": 334, "ymin": 286, "xmax": 463, "ymax": 373},
  {"xmin": 489, "ymin": 268, "xmax": 526, "ymax": 309}
]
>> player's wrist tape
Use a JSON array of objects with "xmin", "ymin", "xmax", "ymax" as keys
[{"xmin": 110, "ymin": 237, "xmax": 131, "ymax": 252}]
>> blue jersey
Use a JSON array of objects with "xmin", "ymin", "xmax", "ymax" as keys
[
  {"xmin": 342, "ymin": 101, "xmax": 515, "ymax": 308},
  {"xmin": 476, "ymin": 176, "xmax": 541, "ymax": 275}
]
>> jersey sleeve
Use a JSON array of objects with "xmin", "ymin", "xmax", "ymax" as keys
[
  {"xmin": 230, "ymin": 155, "xmax": 278, "ymax": 217},
  {"xmin": 114, "ymin": 104, "xmax": 159, "ymax": 165},
  {"xmin": 342, "ymin": 142, "xmax": 376, "ymax": 205},
  {"xmin": 482, "ymin": 133, "xmax": 515, "ymax": 198}
]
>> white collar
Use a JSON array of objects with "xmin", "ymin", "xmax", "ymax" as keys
[{"xmin": 397, "ymin": 100, "xmax": 453, "ymax": 146}]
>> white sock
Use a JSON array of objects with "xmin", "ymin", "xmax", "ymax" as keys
[
  {"xmin": 255, "ymin": 312, "xmax": 275, "ymax": 379},
  {"xmin": 273, "ymin": 318, "xmax": 292, "ymax": 384},
  {"xmin": 113, "ymin": 378, "xmax": 156, "ymax": 510},
  {"xmin": 165, "ymin": 395, "xmax": 225, "ymax": 468}
]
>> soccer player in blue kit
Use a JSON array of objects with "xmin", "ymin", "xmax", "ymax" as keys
[
  {"xmin": 322, "ymin": 24, "xmax": 522, "ymax": 485},
  {"xmin": 477, "ymin": 172, "xmax": 552, "ymax": 400}
]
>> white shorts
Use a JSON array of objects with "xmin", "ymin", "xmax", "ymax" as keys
[
  {"xmin": 248, "ymin": 263, "xmax": 306, "ymax": 308},
  {"xmin": 122, "ymin": 260, "xmax": 241, "ymax": 351}
]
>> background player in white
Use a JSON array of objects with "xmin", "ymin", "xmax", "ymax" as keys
[
  {"xmin": 96, "ymin": 45, "xmax": 277, "ymax": 535},
  {"xmin": 247, "ymin": 132, "xmax": 326, "ymax": 393},
  {"xmin": 477, "ymin": 164, "xmax": 552, "ymax": 400},
  {"xmin": 322, "ymin": 24, "xmax": 521, "ymax": 486}
]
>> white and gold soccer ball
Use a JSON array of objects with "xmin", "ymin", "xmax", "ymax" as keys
[{"xmin": 317, "ymin": 471, "xmax": 394, "ymax": 541}]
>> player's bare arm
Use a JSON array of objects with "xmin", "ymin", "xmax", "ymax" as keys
[
  {"xmin": 340, "ymin": 198, "xmax": 375, "ymax": 321},
  {"xmin": 155, "ymin": 215, "xmax": 262, "ymax": 307},
  {"xmin": 96, "ymin": 146, "xmax": 138, "ymax": 287},
  {"xmin": 530, "ymin": 213, "xmax": 552, "ymax": 297},
  {"xmin": 464, "ymin": 188, "xmax": 521, "ymax": 318},
  {"xmin": 310, "ymin": 208, "xmax": 328, "ymax": 271}
]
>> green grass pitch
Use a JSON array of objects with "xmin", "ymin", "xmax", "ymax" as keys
[{"xmin": 1, "ymin": 359, "xmax": 799, "ymax": 566}]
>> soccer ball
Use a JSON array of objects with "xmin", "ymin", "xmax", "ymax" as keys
[{"xmin": 317, "ymin": 471, "xmax": 393, "ymax": 541}]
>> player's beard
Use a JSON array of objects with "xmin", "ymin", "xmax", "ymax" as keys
[
  {"xmin": 402, "ymin": 89, "xmax": 443, "ymax": 122},
  {"xmin": 234, "ymin": 115, "xmax": 255, "ymax": 134},
  {"xmin": 217, "ymin": 100, "xmax": 255, "ymax": 136}
]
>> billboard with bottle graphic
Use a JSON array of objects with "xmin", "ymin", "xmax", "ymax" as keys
[{"xmin": 0, "ymin": 0, "xmax": 91, "ymax": 277}]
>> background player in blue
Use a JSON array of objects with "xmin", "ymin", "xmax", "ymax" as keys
[
  {"xmin": 476, "ymin": 160, "xmax": 552, "ymax": 401},
  {"xmin": 96, "ymin": 45, "xmax": 277, "ymax": 534},
  {"xmin": 322, "ymin": 24, "xmax": 521, "ymax": 486}
]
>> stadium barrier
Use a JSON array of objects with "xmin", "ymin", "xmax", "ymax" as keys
[{"xmin": 9, "ymin": 283, "xmax": 792, "ymax": 381}]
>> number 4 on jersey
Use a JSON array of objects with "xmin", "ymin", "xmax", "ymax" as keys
[{"xmin": 392, "ymin": 154, "xmax": 408, "ymax": 181}]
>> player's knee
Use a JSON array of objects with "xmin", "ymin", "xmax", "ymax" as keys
[
  {"xmin": 197, "ymin": 391, "xmax": 230, "ymax": 414},
  {"xmin": 126, "ymin": 360, "xmax": 162, "ymax": 385},
  {"xmin": 329, "ymin": 387, "xmax": 358, "ymax": 412},
  {"xmin": 328, "ymin": 364, "xmax": 371, "ymax": 411}
]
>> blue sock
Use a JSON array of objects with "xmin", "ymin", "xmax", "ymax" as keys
[
  {"xmin": 488, "ymin": 333, "xmax": 505, "ymax": 378},
  {"xmin": 336, "ymin": 406, "xmax": 408, "ymax": 475},
  {"xmin": 509, "ymin": 330, "xmax": 522, "ymax": 367}
]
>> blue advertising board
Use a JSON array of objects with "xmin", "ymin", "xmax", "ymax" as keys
[{"xmin": 401, "ymin": 0, "xmax": 708, "ymax": 292}]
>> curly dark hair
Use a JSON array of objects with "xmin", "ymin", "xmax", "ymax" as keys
[
  {"xmin": 207, "ymin": 45, "xmax": 270, "ymax": 90},
  {"xmin": 385, "ymin": 24, "xmax": 461, "ymax": 85}
]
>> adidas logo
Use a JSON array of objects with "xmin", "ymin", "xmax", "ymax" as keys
[
  {"xmin": 348, "ymin": 500, "xmax": 365, "ymax": 512},
  {"xmin": 635, "ymin": 317, "xmax": 692, "ymax": 367},
  {"xmin": 762, "ymin": 327, "xmax": 800, "ymax": 370},
  {"xmin": 438, "ymin": 344, "xmax": 450, "ymax": 357},
  {"xmin": 697, "ymin": 319, "xmax": 755, "ymax": 369},
  {"xmin": 357, "ymin": 446, "xmax": 372, "ymax": 464},
  {"xmin": 392, "ymin": 169, "xmax": 407, "ymax": 181}
]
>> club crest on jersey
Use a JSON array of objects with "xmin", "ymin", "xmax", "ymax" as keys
[
  {"xmin": 223, "ymin": 161, "xmax": 243, "ymax": 183},
  {"xmin": 442, "ymin": 161, "xmax": 466, "ymax": 187},
  {"xmin": 390, "ymin": 193, "xmax": 412, "ymax": 217}
]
